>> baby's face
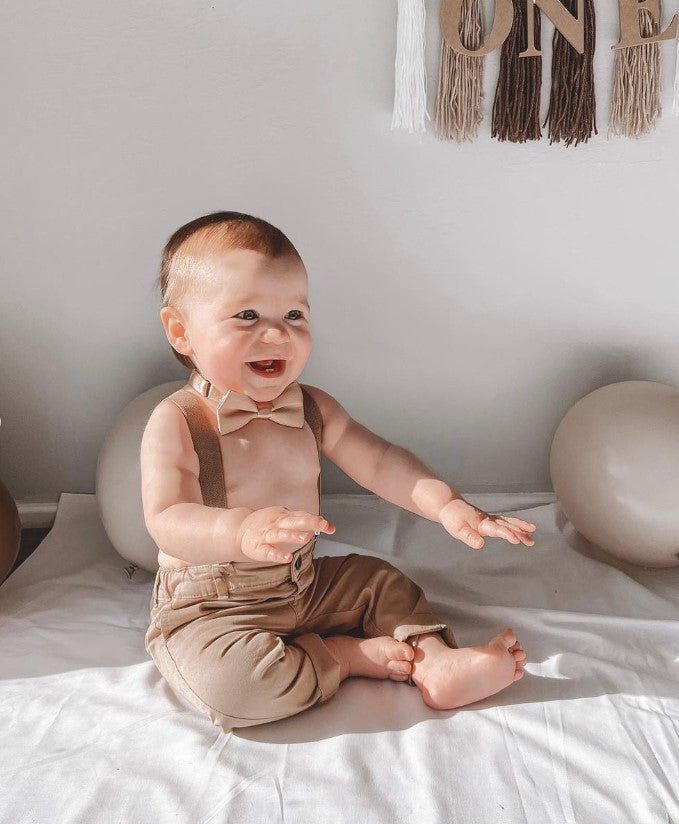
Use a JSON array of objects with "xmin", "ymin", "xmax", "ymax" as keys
[{"xmin": 166, "ymin": 248, "xmax": 312, "ymax": 401}]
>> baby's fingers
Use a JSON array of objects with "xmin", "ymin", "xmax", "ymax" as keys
[
  {"xmin": 266, "ymin": 527, "xmax": 315, "ymax": 546},
  {"xmin": 503, "ymin": 528, "xmax": 535, "ymax": 546},
  {"xmin": 257, "ymin": 543, "xmax": 295, "ymax": 564},
  {"xmin": 500, "ymin": 516, "xmax": 537, "ymax": 531},
  {"xmin": 479, "ymin": 519, "xmax": 519, "ymax": 543},
  {"xmin": 457, "ymin": 519, "xmax": 535, "ymax": 551},
  {"xmin": 282, "ymin": 512, "xmax": 336, "ymax": 535},
  {"xmin": 480, "ymin": 519, "xmax": 535, "ymax": 547},
  {"xmin": 458, "ymin": 524, "xmax": 485, "ymax": 549}
]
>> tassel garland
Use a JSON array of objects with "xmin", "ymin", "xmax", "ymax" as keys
[
  {"xmin": 491, "ymin": 0, "xmax": 543, "ymax": 142},
  {"xmin": 392, "ymin": 0, "xmax": 430, "ymax": 133},
  {"xmin": 435, "ymin": 0, "xmax": 485, "ymax": 142},
  {"xmin": 544, "ymin": 0, "xmax": 597, "ymax": 145},
  {"xmin": 609, "ymin": 9, "xmax": 661, "ymax": 137},
  {"xmin": 392, "ymin": 0, "xmax": 678, "ymax": 141}
]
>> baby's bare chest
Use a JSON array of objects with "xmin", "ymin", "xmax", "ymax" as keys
[{"xmin": 220, "ymin": 419, "xmax": 321, "ymax": 513}]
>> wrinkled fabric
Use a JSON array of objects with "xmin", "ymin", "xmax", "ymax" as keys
[{"xmin": 1, "ymin": 492, "xmax": 677, "ymax": 824}]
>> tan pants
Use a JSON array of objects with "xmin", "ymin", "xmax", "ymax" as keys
[{"xmin": 145, "ymin": 537, "xmax": 458, "ymax": 732}]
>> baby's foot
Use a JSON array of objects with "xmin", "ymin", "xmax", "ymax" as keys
[
  {"xmin": 411, "ymin": 628, "xmax": 527, "ymax": 710},
  {"xmin": 322, "ymin": 634, "xmax": 415, "ymax": 682}
]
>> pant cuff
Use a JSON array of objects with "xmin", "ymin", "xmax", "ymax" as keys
[
  {"xmin": 393, "ymin": 615, "xmax": 458, "ymax": 650},
  {"xmin": 291, "ymin": 632, "xmax": 342, "ymax": 703}
]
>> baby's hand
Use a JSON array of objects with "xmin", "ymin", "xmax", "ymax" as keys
[
  {"xmin": 237, "ymin": 506, "xmax": 336, "ymax": 564},
  {"xmin": 439, "ymin": 498, "xmax": 536, "ymax": 550}
]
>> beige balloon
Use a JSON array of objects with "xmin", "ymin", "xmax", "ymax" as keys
[
  {"xmin": 0, "ymin": 478, "xmax": 21, "ymax": 584},
  {"xmin": 96, "ymin": 380, "xmax": 185, "ymax": 574},
  {"xmin": 0, "ymin": 416, "xmax": 21, "ymax": 584},
  {"xmin": 550, "ymin": 381, "xmax": 679, "ymax": 568}
]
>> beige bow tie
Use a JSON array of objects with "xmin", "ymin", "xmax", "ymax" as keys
[{"xmin": 189, "ymin": 369, "xmax": 305, "ymax": 435}]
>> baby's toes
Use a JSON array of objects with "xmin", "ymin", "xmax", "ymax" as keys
[
  {"xmin": 491, "ymin": 628, "xmax": 517, "ymax": 650},
  {"xmin": 394, "ymin": 640, "xmax": 415, "ymax": 661},
  {"xmin": 379, "ymin": 638, "xmax": 414, "ymax": 664},
  {"xmin": 512, "ymin": 649, "xmax": 527, "ymax": 663},
  {"xmin": 388, "ymin": 659, "xmax": 412, "ymax": 676}
]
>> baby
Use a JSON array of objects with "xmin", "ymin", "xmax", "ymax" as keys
[{"xmin": 141, "ymin": 211, "xmax": 537, "ymax": 732}]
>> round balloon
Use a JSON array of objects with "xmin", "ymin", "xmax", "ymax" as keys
[
  {"xmin": 549, "ymin": 380, "xmax": 679, "ymax": 568},
  {"xmin": 0, "ymin": 478, "xmax": 21, "ymax": 584},
  {"xmin": 96, "ymin": 380, "xmax": 185, "ymax": 573}
]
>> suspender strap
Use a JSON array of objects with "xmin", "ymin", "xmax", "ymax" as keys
[
  {"xmin": 301, "ymin": 386, "xmax": 323, "ymax": 511},
  {"xmin": 300, "ymin": 386, "xmax": 322, "ymax": 454},
  {"xmin": 167, "ymin": 389, "xmax": 227, "ymax": 508}
]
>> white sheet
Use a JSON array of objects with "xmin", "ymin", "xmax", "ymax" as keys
[{"xmin": 1, "ymin": 492, "xmax": 677, "ymax": 823}]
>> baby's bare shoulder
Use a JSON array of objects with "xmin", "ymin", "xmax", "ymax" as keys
[
  {"xmin": 140, "ymin": 397, "xmax": 199, "ymax": 475},
  {"xmin": 300, "ymin": 384, "xmax": 342, "ymax": 421},
  {"xmin": 140, "ymin": 397, "xmax": 202, "ymax": 521},
  {"xmin": 299, "ymin": 384, "xmax": 351, "ymax": 451}
]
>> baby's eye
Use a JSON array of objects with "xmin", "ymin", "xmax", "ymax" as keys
[{"xmin": 235, "ymin": 310, "xmax": 305, "ymax": 321}]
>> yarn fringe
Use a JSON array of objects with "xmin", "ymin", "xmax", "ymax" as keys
[
  {"xmin": 392, "ymin": 0, "xmax": 430, "ymax": 133},
  {"xmin": 435, "ymin": 0, "xmax": 484, "ymax": 142},
  {"xmin": 609, "ymin": 9, "xmax": 661, "ymax": 137},
  {"xmin": 544, "ymin": 0, "xmax": 597, "ymax": 145},
  {"xmin": 491, "ymin": 0, "xmax": 543, "ymax": 142}
]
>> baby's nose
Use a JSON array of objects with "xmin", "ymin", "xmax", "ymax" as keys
[{"xmin": 262, "ymin": 327, "xmax": 289, "ymax": 342}]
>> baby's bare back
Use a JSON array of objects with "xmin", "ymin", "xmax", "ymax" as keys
[{"xmin": 141, "ymin": 385, "xmax": 322, "ymax": 569}]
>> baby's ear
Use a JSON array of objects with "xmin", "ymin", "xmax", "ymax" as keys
[{"xmin": 160, "ymin": 306, "xmax": 192, "ymax": 356}]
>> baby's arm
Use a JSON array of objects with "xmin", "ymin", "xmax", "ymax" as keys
[
  {"xmin": 306, "ymin": 386, "xmax": 536, "ymax": 549},
  {"xmin": 306, "ymin": 385, "xmax": 461, "ymax": 523},
  {"xmin": 141, "ymin": 399, "xmax": 254, "ymax": 564}
]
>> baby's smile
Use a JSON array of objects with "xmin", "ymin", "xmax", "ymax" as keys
[{"xmin": 246, "ymin": 359, "xmax": 286, "ymax": 378}]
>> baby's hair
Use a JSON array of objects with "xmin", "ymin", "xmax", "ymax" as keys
[{"xmin": 157, "ymin": 211, "xmax": 303, "ymax": 370}]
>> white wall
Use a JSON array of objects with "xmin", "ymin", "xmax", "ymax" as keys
[{"xmin": 2, "ymin": 0, "xmax": 678, "ymax": 506}]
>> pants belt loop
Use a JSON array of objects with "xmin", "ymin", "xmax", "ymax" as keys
[{"xmin": 221, "ymin": 562, "xmax": 235, "ymax": 596}]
